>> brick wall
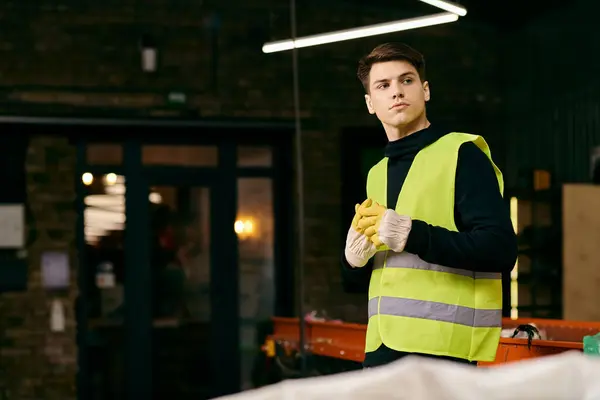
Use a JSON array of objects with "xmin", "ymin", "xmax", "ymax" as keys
[
  {"xmin": 0, "ymin": 136, "xmax": 78, "ymax": 400},
  {"xmin": 0, "ymin": 1, "xmax": 504, "ymax": 397}
]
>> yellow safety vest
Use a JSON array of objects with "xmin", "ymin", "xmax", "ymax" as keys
[{"xmin": 364, "ymin": 132, "xmax": 504, "ymax": 362}]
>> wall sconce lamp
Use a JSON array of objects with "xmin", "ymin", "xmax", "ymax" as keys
[{"xmin": 235, "ymin": 219, "xmax": 255, "ymax": 240}]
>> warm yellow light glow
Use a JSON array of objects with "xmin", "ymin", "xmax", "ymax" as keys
[
  {"xmin": 510, "ymin": 280, "xmax": 519, "ymax": 307},
  {"xmin": 149, "ymin": 192, "xmax": 162, "ymax": 204},
  {"xmin": 82, "ymin": 173, "xmax": 94, "ymax": 186},
  {"xmin": 104, "ymin": 173, "xmax": 118, "ymax": 186},
  {"xmin": 509, "ymin": 196, "xmax": 519, "ymax": 319},
  {"xmin": 234, "ymin": 220, "xmax": 245, "ymax": 234},
  {"xmin": 234, "ymin": 219, "xmax": 255, "ymax": 236}
]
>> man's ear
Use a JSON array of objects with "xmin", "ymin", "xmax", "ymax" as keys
[
  {"xmin": 423, "ymin": 81, "xmax": 431, "ymax": 102},
  {"xmin": 365, "ymin": 94, "xmax": 375, "ymax": 114}
]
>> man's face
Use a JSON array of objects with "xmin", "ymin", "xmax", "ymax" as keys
[{"xmin": 364, "ymin": 60, "xmax": 430, "ymax": 129}]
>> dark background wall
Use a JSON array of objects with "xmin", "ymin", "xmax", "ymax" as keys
[
  {"xmin": 504, "ymin": 0, "xmax": 600, "ymax": 185},
  {"xmin": 0, "ymin": 0, "xmax": 593, "ymax": 398}
]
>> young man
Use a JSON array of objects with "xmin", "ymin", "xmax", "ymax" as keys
[{"xmin": 341, "ymin": 43, "xmax": 518, "ymax": 368}]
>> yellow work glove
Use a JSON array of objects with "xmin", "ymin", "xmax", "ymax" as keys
[
  {"xmin": 356, "ymin": 200, "xmax": 387, "ymax": 247},
  {"xmin": 352, "ymin": 199, "xmax": 372, "ymax": 234}
]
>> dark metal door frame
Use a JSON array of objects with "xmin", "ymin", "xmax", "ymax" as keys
[{"xmin": 123, "ymin": 140, "xmax": 240, "ymax": 399}]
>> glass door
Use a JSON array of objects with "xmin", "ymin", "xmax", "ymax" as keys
[
  {"xmin": 140, "ymin": 167, "xmax": 240, "ymax": 400},
  {"xmin": 145, "ymin": 181, "xmax": 219, "ymax": 399}
]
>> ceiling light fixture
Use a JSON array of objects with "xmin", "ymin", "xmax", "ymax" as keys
[
  {"xmin": 262, "ymin": 12, "xmax": 459, "ymax": 53},
  {"xmin": 418, "ymin": 0, "xmax": 467, "ymax": 16}
]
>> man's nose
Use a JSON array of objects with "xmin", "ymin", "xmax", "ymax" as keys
[{"xmin": 392, "ymin": 84, "xmax": 404, "ymax": 98}]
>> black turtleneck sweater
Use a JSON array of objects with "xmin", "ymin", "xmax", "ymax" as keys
[{"xmin": 341, "ymin": 125, "xmax": 518, "ymax": 368}]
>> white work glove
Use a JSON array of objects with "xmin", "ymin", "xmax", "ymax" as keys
[
  {"xmin": 344, "ymin": 227, "xmax": 377, "ymax": 268},
  {"xmin": 344, "ymin": 199, "xmax": 377, "ymax": 268},
  {"xmin": 358, "ymin": 201, "xmax": 412, "ymax": 253},
  {"xmin": 377, "ymin": 209, "xmax": 412, "ymax": 252}
]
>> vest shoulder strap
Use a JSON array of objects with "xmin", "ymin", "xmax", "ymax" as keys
[
  {"xmin": 438, "ymin": 132, "xmax": 503, "ymax": 195},
  {"xmin": 423, "ymin": 132, "xmax": 479, "ymax": 154},
  {"xmin": 437, "ymin": 132, "xmax": 493, "ymax": 159}
]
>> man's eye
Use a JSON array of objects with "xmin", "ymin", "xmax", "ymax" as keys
[
  {"xmin": 403, "ymin": 79, "xmax": 413, "ymax": 85},
  {"xmin": 378, "ymin": 83, "xmax": 389, "ymax": 89}
]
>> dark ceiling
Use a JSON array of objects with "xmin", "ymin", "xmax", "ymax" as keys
[
  {"xmin": 458, "ymin": 0, "xmax": 570, "ymax": 29},
  {"xmin": 336, "ymin": 0, "xmax": 572, "ymax": 30}
]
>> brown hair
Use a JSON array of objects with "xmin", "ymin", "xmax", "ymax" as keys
[{"xmin": 357, "ymin": 42, "xmax": 426, "ymax": 93}]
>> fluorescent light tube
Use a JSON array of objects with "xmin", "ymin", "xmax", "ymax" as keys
[
  {"xmin": 262, "ymin": 12, "xmax": 459, "ymax": 53},
  {"xmin": 418, "ymin": 0, "xmax": 467, "ymax": 16}
]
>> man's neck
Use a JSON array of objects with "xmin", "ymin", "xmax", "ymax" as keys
[{"xmin": 384, "ymin": 116, "xmax": 430, "ymax": 141}]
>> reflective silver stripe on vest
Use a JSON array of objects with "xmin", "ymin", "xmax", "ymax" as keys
[
  {"xmin": 368, "ymin": 296, "xmax": 502, "ymax": 328},
  {"xmin": 373, "ymin": 251, "xmax": 501, "ymax": 280}
]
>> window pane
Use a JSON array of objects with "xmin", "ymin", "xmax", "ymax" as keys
[
  {"xmin": 86, "ymin": 144, "xmax": 123, "ymax": 165},
  {"xmin": 142, "ymin": 145, "xmax": 218, "ymax": 167},
  {"xmin": 237, "ymin": 146, "xmax": 272, "ymax": 167},
  {"xmin": 146, "ymin": 185, "xmax": 212, "ymax": 321},
  {"xmin": 237, "ymin": 178, "xmax": 274, "ymax": 390},
  {"xmin": 83, "ymin": 173, "xmax": 126, "ymax": 245}
]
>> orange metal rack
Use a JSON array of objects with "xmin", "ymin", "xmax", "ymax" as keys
[{"xmin": 263, "ymin": 317, "xmax": 600, "ymax": 366}]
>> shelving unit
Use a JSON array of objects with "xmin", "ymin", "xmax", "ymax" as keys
[{"xmin": 508, "ymin": 170, "xmax": 563, "ymax": 319}]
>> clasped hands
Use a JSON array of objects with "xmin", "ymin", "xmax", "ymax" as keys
[
  {"xmin": 344, "ymin": 199, "xmax": 413, "ymax": 268},
  {"xmin": 352, "ymin": 199, "xmax": 387, "ymax": 247}
]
